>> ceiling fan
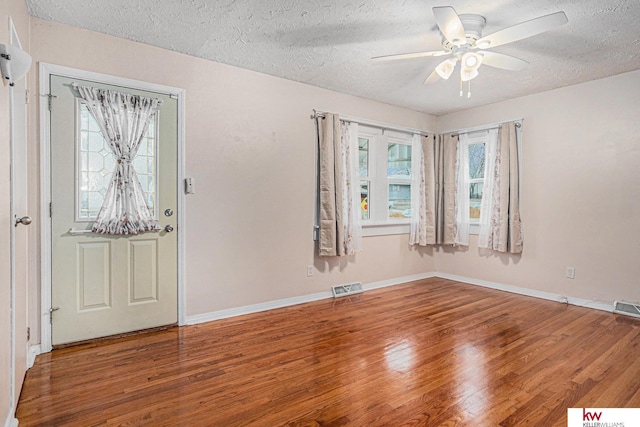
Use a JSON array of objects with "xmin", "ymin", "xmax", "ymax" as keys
[{"xmin": 373, "ymin": 6, "xmax": 568, "ymax": 97}]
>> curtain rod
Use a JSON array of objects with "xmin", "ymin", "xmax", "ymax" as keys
[
  {"xmin": 71, "ymin": 82, "xmax": 166, "ymax": 104},
  {"xmin": 311, "ymin": 109, "xmax": 433, "ymax": 137},
  {"xmin": 445, "ymin": 119, "xmax": 523, "ymax": 137}
]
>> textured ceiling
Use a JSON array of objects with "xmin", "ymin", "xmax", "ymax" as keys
[{"xmin": 26, "ymin": 0, "xmax": 640, "ymax": 115}]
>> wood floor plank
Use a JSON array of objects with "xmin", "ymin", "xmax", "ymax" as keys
[{"xmin": 16, "ymin": 278, "xmax": 640, "ymax": 426}]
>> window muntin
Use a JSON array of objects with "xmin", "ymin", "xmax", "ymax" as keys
[{"xmin": 77, "ymin": 102, "xmax": 158, "ymax": 220}]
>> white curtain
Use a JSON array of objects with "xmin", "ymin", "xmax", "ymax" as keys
[
  {"xmin": 454, "ymin": 134, "xmax": 470, "ymax": 246},
  {"xmin": 479, "ymin": 122, "xmax": 524, "ymax": 253},
  {"xmin": 75, "ymin": 85, "xmax": 161, "ymax": 235},
  {"xmin": 477, "ymin": 129, "xmax": 499, "ymax": 247},
  {"xmin": 344, "ymin": 120, "xmax": 362, "ymax": 254},
  {"xmin": 317, "ymin": 113, "xmax": 361, "ymax": 256},
  {"xmin": 410, "ymin": 134, "xmax": 428, "ymax": 245}
]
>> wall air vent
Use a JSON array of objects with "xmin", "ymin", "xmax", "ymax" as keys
[
  {"xmin": 331, "ymin": 282, "xmax": 363, "ymax": 298},
  {"xmin": 613, "ymin": 301, "xmax": 640, "ymax": 319}
]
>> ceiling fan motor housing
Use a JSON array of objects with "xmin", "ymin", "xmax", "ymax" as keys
[{"xmin": 441, "ymin": 14, "xmax": 486, "ymax": 50}]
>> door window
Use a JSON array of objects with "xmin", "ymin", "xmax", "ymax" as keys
[{"xmin": 77, "ymin": 102, "xmax": 158, "ymax": 220}]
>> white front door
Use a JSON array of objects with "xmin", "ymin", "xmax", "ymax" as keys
[{"xmin": 49, "ymin": 75, "xmax": 178, "ymax": 346}]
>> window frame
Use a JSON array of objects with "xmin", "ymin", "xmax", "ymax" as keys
[
  {"xmin": 459, "ymin": 131, "xmax": 489, "ymax": 234},
  {"xmin": 358, "ymin": 125, "xmax": 416, "ymax": 237}
]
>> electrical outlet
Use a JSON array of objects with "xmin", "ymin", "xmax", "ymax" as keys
[
  {"xmin": 566, "ymin": 267, "xmax": 575, "ymax": 279},
  {"xmin": 306, "ymin": 265, "xmax": 313, "ymax": 277}
]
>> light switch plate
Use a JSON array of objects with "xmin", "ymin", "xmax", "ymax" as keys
[{"xmin": 184, "ymin": 177, "xmax": 195, "ymax": 194}]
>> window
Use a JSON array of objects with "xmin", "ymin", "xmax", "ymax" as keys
[
  {"xmin": 458, "ymin": 131, "xmax": 491, "ymax": 233},
  {"xmin": 358, "ymin": 126, "xmax": 416, "ymax": 235},
  {"xmin": 467, "ymin": 140, "xmax": 485, "ymax": 224},
  {"xmin": 358, "ymin": 136, "xmax": 370, "ymax": 220},
  {"xmin": 76, "ymin": 102, "xmax": 158, "ymax": 220}
]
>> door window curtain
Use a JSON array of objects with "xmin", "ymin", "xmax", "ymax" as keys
[
  {"xmin": 478, "ymin": 121, "xmax": 524, "ymax": 253},
  {"xmin": 410, "ymin": 133, "xmax": 458, "ymax": 246},
  {"xmin": 317, "ymin": 113, "xmax": 362, "ymax": 256},
  {"xmin": 75, "ymin": 84, "xmax": 161, "ymax": 235}
]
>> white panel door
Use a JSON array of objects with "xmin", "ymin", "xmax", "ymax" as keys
[{"xmin": 49, "ymin": 75, "xmax": 178, "ymax": 346}]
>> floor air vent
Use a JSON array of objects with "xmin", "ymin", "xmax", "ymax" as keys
[
  {"xmin": 332, "ymin": 282, "xmax": 363, "ymax": 298},
  {"xmin": 613, "ymin": 301, "xmax": 640, "ymax": 319}
]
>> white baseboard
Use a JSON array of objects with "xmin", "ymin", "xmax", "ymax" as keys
[
  {"xmin": 176, "ymin": 270, "xmax": 614, "ymax": 327},
  {"xmin": 364, "ymin": 272, "xmax": 436, "ymax": 291},
  {"xmin": 27, "ymin": 345, "xmax": 41, "ymax": 370},
  {"xmin": 4, "ymin": 414, "xmax": 18, "ymax": 427},
  {"xmin": 186, "ymin": 272, "xmax": 437, "ymax": 325},
  {"xmin": 186, "ymin": 290, "xmax": 333, "ymax": 325},
  {"xmin": 436, "ymin": 272, "xmax": 612, "ymax": 313}
]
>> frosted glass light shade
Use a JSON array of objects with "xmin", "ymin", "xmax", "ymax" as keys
[
  {"xmin": 0, "ymin": 44, "xmax": 32, "ymax": 86},
  {"xmin": 460, "ymin": 52, "xmax": 482, "ymax": 82},
  {"xmin": 461, "ymin": 69, "xmax": 479, "ymax": 82},
  {"xmin": 435, "ymin": 58, "xmax": 457, "ymax": 80}
]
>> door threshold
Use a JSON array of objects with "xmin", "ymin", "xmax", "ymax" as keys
[{"xmin": 52, "ymin": 323, "xmax": 178, "ymax": 350}]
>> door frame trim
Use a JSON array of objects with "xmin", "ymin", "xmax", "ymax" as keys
[{"xmin": 39, "ymin": 63, "xmax": 186, "ymax": 352}]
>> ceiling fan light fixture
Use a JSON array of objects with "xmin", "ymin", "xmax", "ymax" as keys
[
  {"xmin": 461, "ymin": 52, "xmax": 482, "ymax": 72},
  {"xmin": 460, "ymin": 68, "xmax": 479, "ymax": 82},
  {"xmin": 0, "ymin": 43, "xmax": 32, "ymax": 86},
  {"xmin": 435, "ymin": 58, "xmax": 457, "ymax": 79}
]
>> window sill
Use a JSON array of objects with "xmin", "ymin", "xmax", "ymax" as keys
[
  {"xmin": 469, "ymin": 223, "xmax": 480, "ymax": 235},
  {"xmin": 361, "ymin": 222, "xmax": 479, "ymax": 237},
  {"xmin": 362, "ymin": 222, "xmax": 410, "ymax": 237}
]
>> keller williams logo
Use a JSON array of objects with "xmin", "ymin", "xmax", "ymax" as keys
[{"xmin": 583, "ymin": 408, "xmax": 603, "ymax": 421}]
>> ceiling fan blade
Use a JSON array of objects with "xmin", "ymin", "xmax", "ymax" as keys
[
  {"xmin": 432, "ymin": 6, "xmax": 467, "ymax": 46},
  {"xmin": 479, "ymin": 51, "xmax": 529, "ymax": 71},
  {"xmin": 424, "ymin": 69, "xmax": 440, "ymax": 85},
  {"xmin": 372, "ymin": 50, "xmax": 449, "ymax": 62},
  {"xmin": 476, "ymin": 11, "xmax": 568, "ymax": 49}
]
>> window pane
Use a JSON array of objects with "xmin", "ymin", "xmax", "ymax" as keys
[
  {"xmin": 360, "ymin": 181, "xmax": 369, "ymax": 220},
  {"xmin": 78, "ymin": 104, "xmax": 157, "ymax": 219},
  {"xmin": 359, "ymin": 138, "xmax": 369, "ymax": 177},
  {"xmin": 388, "ymin": 143, "xmax": 411, "ymax": 178},
  {"xmin": 470, "ymin": 182, "xmax": 483, "ymax": 220},
  {"xmin": 389, "ymin": 184, "xmax": 411, "ymax": 218},
  {"xmin": 468, "ymin": 143, "xmax": 485, "ymax": 179}
]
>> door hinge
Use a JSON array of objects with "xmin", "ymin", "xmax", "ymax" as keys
[
  {"xmin": 25, "ymin": 89, "xmax": 29, "ymax": 105},
  {"xmin": 49, "ymin": 306, "xmax": 60, "ymax": 324},
  {"xmin": 47, "ymin": 93, "xmax": 58, "ymax": 111},
  {"xmin": 49, "ymin": 202, "xmax": 52, "ymax": 217},
  {"xmin": 27, "ymin": 327, "xmax": 30, "ymax": 341}
]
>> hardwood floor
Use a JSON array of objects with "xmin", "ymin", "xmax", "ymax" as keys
[{"xmin": 16, "ymin": 278, "xmax": 640, "ymax": 426}]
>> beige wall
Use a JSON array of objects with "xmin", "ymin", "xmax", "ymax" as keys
[
  {"xmin": 436, "ymin": 70, "xmax": 640, "ymax": 306},
  {"xmin": 28, "ymin": 18, "xmax": 436, "ymax": 328},
  {"xmin": 1, "ymin": 0, "xmax": 30, "ymax": 424},
  {"xmin": 24, "ymin": 15, "xmax": 640, "ymax": 352}
]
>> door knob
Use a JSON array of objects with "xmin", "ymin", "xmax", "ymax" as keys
[
  {"xmin": 15, "ymin": 216, "xmax": 32, "ymax": 226},
  {"xmin": 164, "ymin": 225, "xmax": 174, "ymax": 233}
]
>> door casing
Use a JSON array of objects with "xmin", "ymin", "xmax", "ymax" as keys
[{"xmin": 39, "ymin": 63, "xmax": 186, "ymax": 353}]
